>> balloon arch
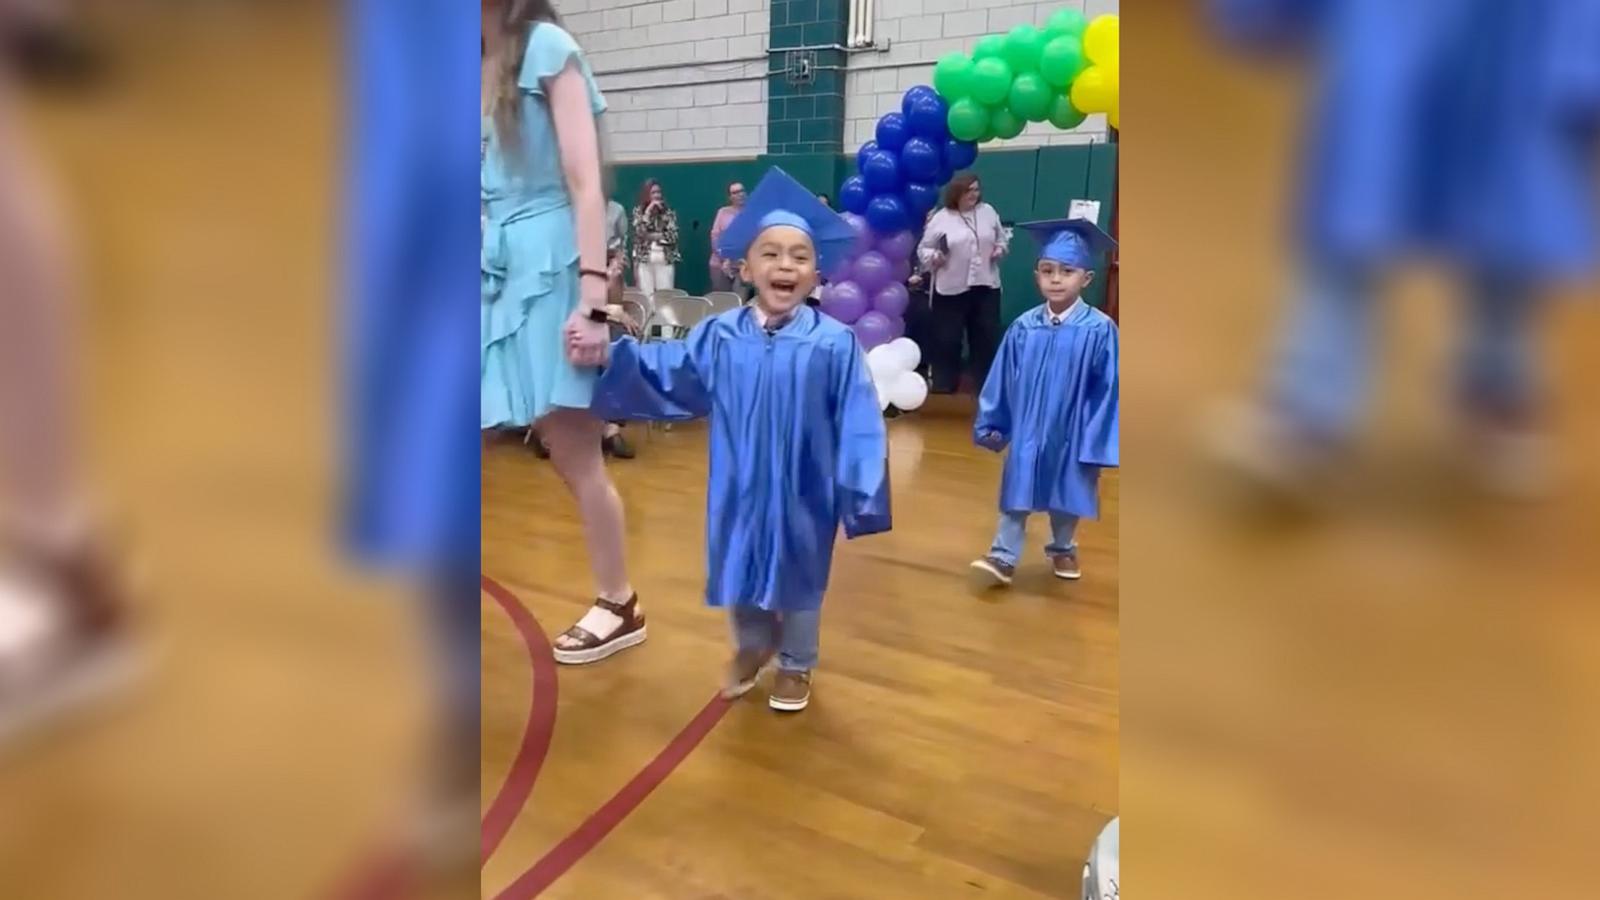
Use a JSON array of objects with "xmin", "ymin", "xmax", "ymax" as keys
[{"xmin": 817, "ymin": 10, "xmax": 1120, "ymax": 410}]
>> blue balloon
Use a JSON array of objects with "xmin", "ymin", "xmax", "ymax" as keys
[
  {"xmin": 944, "ymin": 138, "xmax": 978, "ymax": 171},
  {"xmin": 936, "ymin": 160, "xmax": 954, "ymax": 186},
  {"xmin": 901, "ymin": 85, "xmax": 938, "ymax": 116},
  {"xmin": 861, "ymin": 150, "xmax": 902, "ymax": 194},
  {"xmin": 904, "ymin": 181, "xmax": 941, "ymax": 219},
  {"xmin": 900, "ymin": 137, "xmax": 942, "ymax": 182},
  {"xmin": 907, "ymin": 95, "xmax": 950, "ymax": 141},
  {"xmin": 875, "ymin": 113, "xmax": 911, "ymax": 153},
  {"xmin": 856, "ymin": 141, "xmax": 879, "ymax": 174},
  {"xmin": 838, "ymin": 174, "xmax": 870, "ymax": 215},
  {"xmin": 866, "ymin": 192, "xmax": 910, "ymax": 234}
]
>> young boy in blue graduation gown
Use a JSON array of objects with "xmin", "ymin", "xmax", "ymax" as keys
[
  {"xmin": 589, "ymin": 168, "xmax": 891, "ymax": 712},
  {"xmin": 969, "ymin": 218, "xmax": 1119, "ymax": 586}
]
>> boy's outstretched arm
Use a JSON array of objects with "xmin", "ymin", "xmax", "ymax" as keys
[{"xmin": 590, "ymin": 320, "xmax": 716, "ymax": 422}]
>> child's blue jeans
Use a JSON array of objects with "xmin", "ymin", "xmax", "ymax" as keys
[
  {"xmin": 1270, "ymin": 264, "xmax": 1541, "ymax": 437},
  {"xmin": 989, "ymin": 511, "xmax": 1080, "ymax": 567},
  {"xmin": 731, "ymin": 606, "xmax": 821, "ymax": 673}
]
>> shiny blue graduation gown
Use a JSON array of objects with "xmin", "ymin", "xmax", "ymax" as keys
[
  {"xmin": 1212, "ymin": 0, "xmax": 1600, "ymax": 277},
  {"xmin": 592, "ymin": 306, "xmax": 891, "ymax": 611},
  {"xmin": 344, "ymin": 0, "xmax": 480, "ymax": 570},
  {"xmin": 975, "ymin": 303, "xmax": 1119, "ymax": 519}
]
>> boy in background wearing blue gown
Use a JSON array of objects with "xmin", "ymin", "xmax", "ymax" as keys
[
  {"xmin": 970, "ymin": 218, "xmax": 1119, "ymax": 587},
  {"xmin": 588, "ymin": 168, "xmax": 891, "ymax": 712}
]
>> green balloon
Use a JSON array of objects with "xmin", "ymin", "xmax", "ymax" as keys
[
  {"xmin": 970, "ymin": 57, "xmax": 1013, "ymax": 106},
  {"xmin": 1045, "ymin": 8, "xmax": 1088, "ymax": 39},
  {"xmin": 1003, "ymin": 25, "xmax": 1048, "ymax": 74},
  {"xmin": 1046, "ymin": 93, "xmax": 1087, "ymax": 130},
  {"xmin": 1039, "ymin": 35, "xmax": 1085, "ymax": 88},
  {"xmin": 947, "ymin": 97, "xmax": 990, "ymax": 142},
  {"xmin": 1008, "ymin": 72, "xmax": 1054, "ymax": 122},
  {"xmin": 990, "ymin": 106, "xmax": 1025, "ymax": 140},
  {"xmin": 933, "ymin": 53, "xmax": 975, "ymax": 101},
  {"xmin": 972, "ymin": 35, "xmax": 1007, "ymax": 61}
]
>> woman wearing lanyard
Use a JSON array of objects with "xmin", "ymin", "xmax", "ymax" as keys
[
  {"xmin": 630, "ymin": 179, "xmax": 680, "ymax": 296},
  {"xmin": 917, "ymin": 175, "xmax": 1009, "ymax": 394}
]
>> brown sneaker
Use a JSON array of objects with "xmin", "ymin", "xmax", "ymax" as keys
[
  {"xmin": 1051, "ymin": 549, "xmax": 1082, "ymax": 580},
  {"xmin": 969, "ymin": 556, "xmax": 1014, "ymax": 587},
  {"xmin": 720, "ymin": 647, "xmax": 773, "ymax": 700},
  {"xmin": 768, "ymin": 670, "xmax": 812, "ymax": 712}
]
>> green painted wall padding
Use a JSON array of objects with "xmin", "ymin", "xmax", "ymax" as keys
[{"xmin": 610, "ymin": 144, "xmax": 1116, "ymax": 318}]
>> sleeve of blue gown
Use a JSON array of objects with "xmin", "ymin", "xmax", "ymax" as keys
[
  {"xmin": 833, "ymin": 339, "xmax": 892, "ymax": 538},
  {"xmin": 1549, "ymin": 0, "xmax": 1600, "ymax": 129},
  {"xmin": 973, "ymin": 325, "xmax": 1017, "ymax": 450},
  {"xmin": 590, "ymin": 324, "xmax": 715, "ymax": 422},
  {"xmin": 1078, "ymin": 324, "xmax": 1120, "ymax": 467}
]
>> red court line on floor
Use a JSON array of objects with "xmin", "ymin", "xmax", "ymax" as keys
[
  {"xmin": 490, "ymin": 689, "xmax": 733, "ymax": 899},
  {"xmin": 481, "ymin": 575, "xmax": 560, "ymax": 865}
]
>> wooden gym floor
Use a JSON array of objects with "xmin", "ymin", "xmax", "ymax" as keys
[{"xmin": 481, "ymin": 395, "xmax": 1120, "ymax": 899}]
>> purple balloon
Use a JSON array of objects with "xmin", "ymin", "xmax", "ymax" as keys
[
  {"xmin": 852, "ymin": 251, "xmax": 892, "ymax": 294},
  {"xmin": 877, "ymin": 229, "xmax": 916, "ymax": 261},
  {"xmin": 840, "ymin": 212, "xmax": 873, "ymax": 255},
  {"xmin": 854, "ymin": 311, "xmax": 897, "ymax": 351},
  {"xmin": 888, "ymin": 255, "xmax": 912, "ymax": 285},
  {"xmin": 872, "ymin": 282, "xmax": 910, "ymax": 317},
  {"xmin": 821, "ymin": 280, "xmax": 869, "ymax": 324},
  {"xmin": 887, "ymin": 314, "xmax": 906, "ymax": 340}
]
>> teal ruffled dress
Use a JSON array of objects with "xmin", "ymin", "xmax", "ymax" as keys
[{"xmin": 481, "ymin": 23, "xmax": 607, "ymax": 427}]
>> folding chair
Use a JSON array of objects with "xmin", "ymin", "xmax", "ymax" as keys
[
  {"xmin": 703, "ymin": 291, "xmax": 742, "ymax": 315},
  {"xmin": 644, "ymin": 295, "xmax": 711, "ymax": 341}
]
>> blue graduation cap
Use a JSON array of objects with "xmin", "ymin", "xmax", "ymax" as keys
[
  {"xmin": 1018, "ymin": 217, "xmax": 1118, "ymax": 270},
  {"xmin": 715, "ymin": 167, "xmax": 856, "ymax": 274}
]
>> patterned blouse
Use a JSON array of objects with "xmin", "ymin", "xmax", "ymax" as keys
[{"xmin": 630, "ymin": 203, "xmax": 682, "ymax": 265}]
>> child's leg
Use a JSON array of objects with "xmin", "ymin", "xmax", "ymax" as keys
[
  {"xmin": 722, "ymin": 605, "xmax": 780, "ymax": 699},
  {"xmin": 729, "ymin": 605, "xmax": 781, "ymax": 656},
  {"xmin": 1044, "ymin": 512, "xmax": 1080, "ymax": 557},
  {"xmin": 774, "ymin": 608, "xmax": 820, "ymax": 673},
  {"xmin": 986, "ymin": 511, "xmax": 1030, "ymax": 567},
  {"xmin": 1266, "ymin": 263, "xmax": 1380, "ymax": 441},
  {"xmin": 1457, "ymin": 271, "xmax": 1541, "ymax": 426}
]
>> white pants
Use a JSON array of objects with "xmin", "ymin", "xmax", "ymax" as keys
[{"xmin": 635, "ymin": 246, "xmax": 675, "ymax": 296}]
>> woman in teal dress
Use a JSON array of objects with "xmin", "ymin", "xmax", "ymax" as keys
[{"xmin": 482, "ymin": 0, "xmax": 644, "ymax": 664}]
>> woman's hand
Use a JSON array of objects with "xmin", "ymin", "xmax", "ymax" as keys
[
  {"xmin": 564, "ymin": 279, "xmax": 613, "ymax": 366},
  {"xmin": 928, "ymin": 251, "xmax": 947, "ymax": 269},
  {"xmin": 990, "ymin": 244, "xmax": 1007, "ymax": 261},
  {"xmin": 564, "ymin": 309, "xmax": 609, "ymax": 367}
]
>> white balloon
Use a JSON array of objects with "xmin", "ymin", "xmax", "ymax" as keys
[
  {"xmin": 868, "ymin": 346, "xmax": 901, "ymax": 384},
  {"xmin": 875, "ymin": 377, "xmax": 893, "ymax": 412},
  {"xmin": 887, "ymin": 337, "xmax": 921, "ymax": 371},
  {"xmin": 889, "ymin": 370, "xmax": 929, "ymax": 411}
]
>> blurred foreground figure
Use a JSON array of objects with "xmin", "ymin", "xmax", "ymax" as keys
[
  {"xmin": 0, "ymin": 8, "xmax": 135, "ymax": 746},
  {"xmin": 342, "ymin": 0, "xmax": 480, "ymax": 886},
  {"xmin": 1211, "ymin": 0, "xmax": 1600, "ymax": 498}
]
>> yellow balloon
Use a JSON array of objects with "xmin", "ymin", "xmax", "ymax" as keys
[
  {"xmin": 1069, "ymin": 65, "xmax": 1113, "ymax": 114},
  {"xmin": 1083, "ymin": 14, "xmax": 1119, "ymax": 65}
]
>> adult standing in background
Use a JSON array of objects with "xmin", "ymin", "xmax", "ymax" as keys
[
  {"xmin": 918, "ymin": 174, "xmax": 1009, "ymax": 394},
  {"xmin": 630, "ymin": 179, "xmax": 679, "ymax": 296},
  {"xmin": 707, "ymin": 180, "xmax": 746, "ymax": 294},
  {"xmin": 605, "ymin": 196, "xmax": 627, "ymax": 282}
]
